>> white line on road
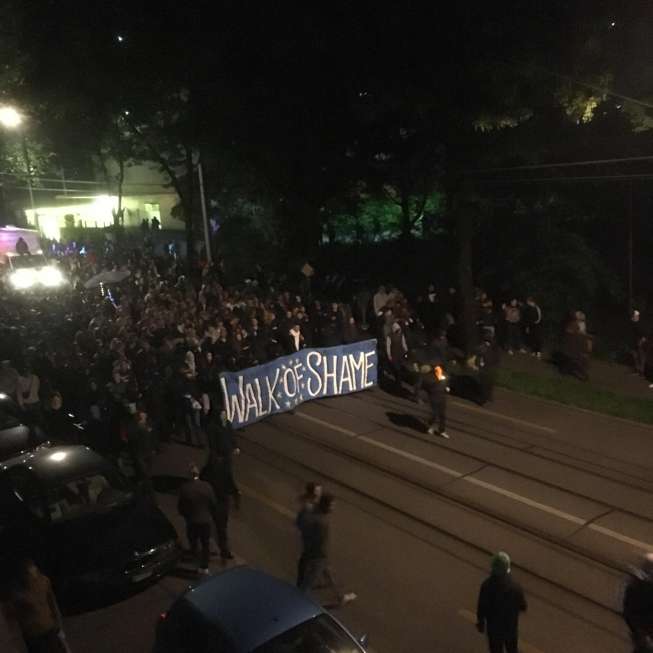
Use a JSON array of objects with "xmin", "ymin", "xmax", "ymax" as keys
[
  {"xmin": 587, "ymin": 524, "xmax": 653, "ymax": 551},
  {"xmin": 295, "ymin": 411, "xmax": 653, "ymax": 552},
  {"xmin": 294, "ymin": 411, "xmax": 362, "ymax": 437},
  {"xmin": 450, "ymin": 399, "xmax": 557, "ymax": 434},
  {"xmin": 358, "ymin": 435, "xmax": 462, "ymax": 478},
  {"xmin": 458, "ymin": 609, "xmax": 545, "ymax": 653}
]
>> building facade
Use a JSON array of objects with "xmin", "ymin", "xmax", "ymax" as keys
[{"xmin": 22, "ymin": 162, "xmax": 185, "ymax": 241}]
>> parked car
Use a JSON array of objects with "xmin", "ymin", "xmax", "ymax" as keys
[
  {"xmin": 0, "ymin": 445, "xmax": 181, "ymax": 601},
  {"xmin": 0, "ymin": 392, "xmax": 47, "ymax": 461},
  {"xmin": 0, "ymin": 392, "xmax": 87, "ymax": 462},
  {"xmin": 154, "ymin": 566, "xmax": 369, "ymax": 653}
]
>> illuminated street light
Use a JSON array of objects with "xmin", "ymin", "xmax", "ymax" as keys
[
  {"xmin": 0, "ymin": 106, "xmax": 35, "ymax": 215},
  {"xmin": 0, "ymin": 106, "xmax": 23, "ymax": 129}
]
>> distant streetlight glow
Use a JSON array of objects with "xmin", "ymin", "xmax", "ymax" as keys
[
  {"xmin": 116, "ymin": 34, "xmax": 125, "ymax": 43},
  {"xmin": 0, "ymin": 105, "xmax": 34, "ymax": 214},
  {"xmin": 0, "ymin": 106, "xmax": 23, "ymax": 129}
]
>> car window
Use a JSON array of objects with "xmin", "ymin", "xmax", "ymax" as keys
[
  {"xmin": 43, "ymin": 470, "xmax": 133, "ymax": 522},
  {"xmin": 10, "ymin": 254, "xmax": 48, "ymax": 270},
  {"xmin": 253, "ymin": 614, "xmax": 362, "ymax": 653},
  {"xmin": 6, "ymin": 469, "xmax": 45, "ymax": 519},
  {"xmin": 0, "ymin": 406, "xmax": 21, "ymax": 430}
]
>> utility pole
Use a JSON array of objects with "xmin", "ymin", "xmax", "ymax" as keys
[
  {"xmin": 627, "ymin": 180, "xmax": 634, "ymax": 314},
  {"xmin": 21, "ymin": 134, "xmax": 35, "ymax": 216},
  {"xmin": 197, "ymin": 158, "xmax": 212, "ymax": 265}
]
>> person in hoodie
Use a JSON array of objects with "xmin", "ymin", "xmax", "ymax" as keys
[{"xmin": 476, "ymin": 551, "xmax": 527, "ymax": 653}]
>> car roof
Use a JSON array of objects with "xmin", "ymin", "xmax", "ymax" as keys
[
  {"xmin": 1, "ymin": 445, "xmax": 107, "ymax": 484},
  {"xmin": 181, "ymin": 566, "xmax": 322, "ymax": 652}
]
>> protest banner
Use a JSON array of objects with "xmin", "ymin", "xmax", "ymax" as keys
[{"xmin": 219, "ymin": 339, "xmax": 378, "ymax": 428}]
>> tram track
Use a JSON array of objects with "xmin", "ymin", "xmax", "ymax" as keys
[
  {"xmin": 349, "ymin": 389, "xmax": 653, "ymax": 492},
  {"xmin": 336, "ymin": 391, "xmax": 653, "ymax": 512},
  {"xmin": 238, "ymin": 416, "xmax": 628, "ymax": 614}
]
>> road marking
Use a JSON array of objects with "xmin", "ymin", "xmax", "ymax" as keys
[
  {"xmin": 450, "ymin": 399, "xmax": 557, "ymax": 434},
  {"xmin": 464, "ymin": 477, "xmax": 585, "ymax": 525},
  {"xmin": 587, "ymin": 524, "xmax": 653, "ymax": 551},
  {"xmin": 240, "ymin": 483, "xmax": 295, "ymax": 519},
  {"xmin": 458, "ymin": 609, "xmax": 545, "ymax": 653},
  {"xmin": 295, "ymin": 411, "xmax": 653, "ymax": 552},
  {"xmin": 358, "ymin": 435, "xmax": 462, "ymax": 478},
  {"xmin": 297, "ymin": 411, "xmax": 361, "ymax": 437}
]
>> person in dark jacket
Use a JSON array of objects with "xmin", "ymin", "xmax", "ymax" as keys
[
  {"xmin": 476, "ymin": 551, "xmax": 527, "ymax": 653},
  {"xmin": 623, "ymin": 553, "xmax": 653, "ymax": 652},
  {"xmin": 206, "ymin": 408, "xmax": 240, "ymax": 506},
  {"xmin": 385, "ymin": 322, "xmax": 408, "ymax": 392},
  {"xmin": 425, "ymin": 363, "xmax": 449, "ymax": 439},
  {"xmin": 297, "ymin": 494, "xmax": 356, "ymax": 606},
  {"xmin": 630, "ymin": 310, "xmax": 648, "ymax": 376},
  {"xmin": 177, "ymin": 464, "xmax": 219, "ymax": 574},
  {"xmin": 295, "ymin": 482, "xmax": 323, "ymax": 587},
  {"xmin": 200, "ymin": 453, "xmax": 235, "ymax": 563}
]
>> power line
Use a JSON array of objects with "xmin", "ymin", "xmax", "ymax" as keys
[
  {"xmin": 498, "ymin": 57, "xmax": 653, "ymax": 112},
  {"xmin": 467, "ymin": 154, "xmax": 653, "ymax": 174},
  {"xmin": 479, "ymin": 172, "xmax": 653, "ymax": 184},
  {"xmin": 0, "ymin": 171, "xmax": 175, "ymax": 187}
]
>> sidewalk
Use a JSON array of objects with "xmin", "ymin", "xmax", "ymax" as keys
[{"xmin": 497, "ymin": 351, "xmax": 653, "ymax": 424}]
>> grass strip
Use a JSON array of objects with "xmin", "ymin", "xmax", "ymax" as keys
[{"xmin": 496, "ymin": 367, "xmax": 653, "ymax": 425}]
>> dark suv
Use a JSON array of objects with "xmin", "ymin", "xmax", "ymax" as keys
[{"xmin": 0, "ymin": 445, "xmax": 181, "ymax": 602}]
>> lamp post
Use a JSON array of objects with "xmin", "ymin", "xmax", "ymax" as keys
[{"xmin": 0, "ymin": 106, "xmax": 36, "ymax": 217}]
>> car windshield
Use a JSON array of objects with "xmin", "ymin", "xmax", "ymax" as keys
[
  {"xmin": 43, "ymin": 467, "xmax": 133, "ymax": 522},
  {"xmin": 254, "ymin": 614, "xmax": 362, "ymax": 653},
  {"xmin": 10, "ymin": 254, "xmax": 49, "ymax": 269}
]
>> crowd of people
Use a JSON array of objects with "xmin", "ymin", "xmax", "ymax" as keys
[
  {"xmin": 0, "ymin": 237, "xmax": 599, "ymax": 468},
  {"xmin": 1, "ymin": 238, "xmax": 653, "ymax": 652}
]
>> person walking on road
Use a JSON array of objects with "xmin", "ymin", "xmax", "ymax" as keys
[
  {"xmin": 298, "ymin": 493, "xmax": 356, "ymax": 606},
  {"xmin": 200, "ymin": 453, "xmax": 235, "ymax": 563},
  {"xmin": 177, "ymin": 464, "xmax": 219, "ymax": 575},
  {"xmin": 295, "ymin": 482, "xmax": 323, "ymax": 587},
  {"xmin": 424, "ymin": 363, "xmax": 449, "ymax": 439},
  {"xmin": 207, "ymin": 408, "xmax": 241, "ymax": 508},
  {"xmin": 623, "ymin": 552, "xmax": 653, "ymax": 652},
  {"xmin": 476, "ymin": 552, "xmax": 527, "ymax": 653}
]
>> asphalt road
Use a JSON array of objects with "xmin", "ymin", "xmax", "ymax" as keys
[{"xmin": 63, "ymin": 384, "xmax": 651, "ymax": 652}]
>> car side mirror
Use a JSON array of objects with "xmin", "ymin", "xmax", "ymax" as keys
[{"xmin": 359, "ymin": 634, "xmax": 369, "ymax": 649}]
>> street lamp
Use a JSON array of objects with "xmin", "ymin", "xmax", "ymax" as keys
[
  {"xmin": 0, "ymin": 106, "xmax": 22, "ymax": 129},
  {"xmin": 0, "ymin": 105, "xmax": 35, "ymax": 217}
]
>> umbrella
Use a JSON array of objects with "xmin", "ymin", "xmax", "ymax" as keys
[{"xmin": 83, "ymin": 269, "xmax": 131, "ymax": 289}]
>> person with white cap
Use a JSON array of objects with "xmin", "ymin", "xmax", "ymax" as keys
[
  {"xmin": 623, "ymin": 552, "xmax": 653, "ymax": 652},
  {"xmin": 476, "ymin": 551, "xmax": 527, "ymax": 653}
]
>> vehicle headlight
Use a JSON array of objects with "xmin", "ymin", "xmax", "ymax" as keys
[
  {"xmin": 9, "ymin": 269, "xmax": 37, "ymax": 289},
  {"xmin": 40, "ymin": 266, "xmax": 64, "ymax": 287}
]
